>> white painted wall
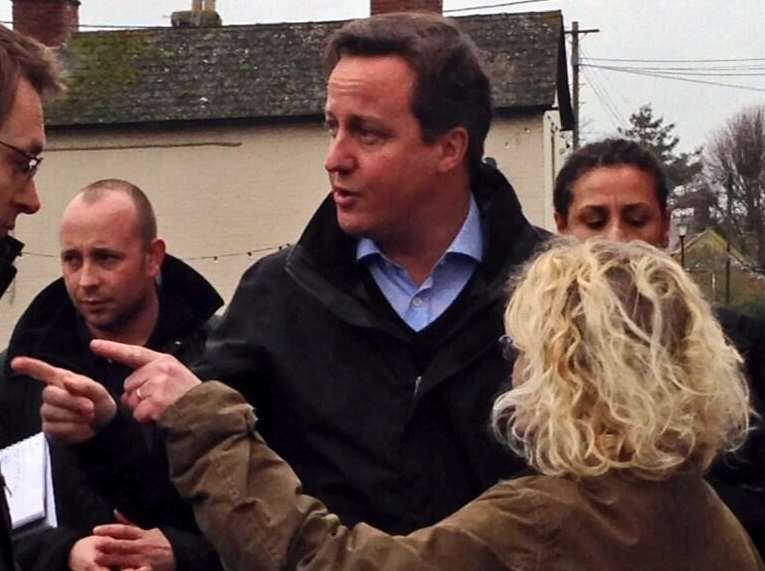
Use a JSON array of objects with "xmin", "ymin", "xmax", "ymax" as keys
[
  {"xmin": 0, "ymin": 115, "xmax": 566, "ymax": 345},
  {"xmin": 486, "ymin": 112, "xmax": 569, "ymax": 230}
]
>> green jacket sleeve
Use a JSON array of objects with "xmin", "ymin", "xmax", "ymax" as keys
[{"xmin": 159, "ymin": 382, "xmax": 508, "ymax": 571}]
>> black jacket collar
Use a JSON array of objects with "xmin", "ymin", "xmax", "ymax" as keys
[
  {"xmin": 0, "ymin": 236, "xmax": 23, "ymax": 301},
  {"xmin": 286, "ymin": 163, "xmax": 547, "ymax": 329},
  {"xmin": 7, "ymin": 254, "xmax": 222, "ymax": 366}
]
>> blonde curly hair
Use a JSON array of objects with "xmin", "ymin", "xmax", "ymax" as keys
[{"xmin": 493, "ymin": 238, "xmax": 750, "ymax": 480}]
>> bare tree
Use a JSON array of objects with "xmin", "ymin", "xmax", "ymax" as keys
[{"xmin": 705, "ymin": 106, "xmax": 765, "ymax": 271}]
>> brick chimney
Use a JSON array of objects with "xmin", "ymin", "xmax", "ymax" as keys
[
  {"xmin": 371, "ymin": 0, "xmax": 443, "ymax": 14},
  {"xmin": 171, "ymin": 0, "xmax": 222, "ymax": 28},
  {"xmin": 12, "ymin": 0, "xmax": 80, "ymax": 47}
]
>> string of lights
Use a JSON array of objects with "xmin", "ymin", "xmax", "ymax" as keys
[{"xmin": 19, "ymin": 244, "xmax": 289, "ymax": 262}]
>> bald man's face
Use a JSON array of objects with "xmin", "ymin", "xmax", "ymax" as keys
[
  {"xmin": 555, "ymin": 165, "xmax": 670, "ymax": 248},
  {"xmin": 59, "ymin": 192, "xmax": 162, "ymax": 338}
]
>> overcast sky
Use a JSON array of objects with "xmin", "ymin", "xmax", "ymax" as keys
[{"xmin": 1, "ymin": 0, "xmax": 763, "ymax": 153}]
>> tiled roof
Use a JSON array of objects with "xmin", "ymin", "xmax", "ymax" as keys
[{"xmin": 45, "ymin": 11, "xmax": 572, "ymax": 128}]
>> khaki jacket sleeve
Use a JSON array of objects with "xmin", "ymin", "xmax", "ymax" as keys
[{"xmin": 159, "ymin": 382, "xmax": 513, "ymax": 571}]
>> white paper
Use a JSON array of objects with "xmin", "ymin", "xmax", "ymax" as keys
[{"xmin": 0, "ymin": 432, "xmax": 56, "ymax": 531}]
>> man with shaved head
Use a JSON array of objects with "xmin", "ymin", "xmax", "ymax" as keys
[{"xmin": 0, "ymin": 180, "xmax": 224, "ymax": 571}]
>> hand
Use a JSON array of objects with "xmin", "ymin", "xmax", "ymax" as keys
[
  {"xmin": 69, "ymin": 535, "xmax": 111, "ymax": 571},
  {"xmin": 90, "ymin": 339, "xmax": 202, "ymax": 423},
  {"xmin": 10, "ymin": 357, "xmax": 117, "ymax": 444},
  {"xmin": 92, "ymin": 512, "xmax": 175, "ymax": 571}
]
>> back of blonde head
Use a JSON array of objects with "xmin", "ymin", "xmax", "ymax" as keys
[{"xmin": 493, "ymin": 238, "xmax": 750, "ymax": 480}]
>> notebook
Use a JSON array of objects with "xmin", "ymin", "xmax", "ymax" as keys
[{"xmin": 0, "ymin": 432, "xmax": 57, "ymax": 537}]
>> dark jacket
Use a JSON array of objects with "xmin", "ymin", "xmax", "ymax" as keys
[
  {"xmin": 193, "ymin": 163, "xmax": 546, "ymax": 534},
  {"xmin": 0, "ymin": 235, "xmax": 24, "ymax": 571},
  {"xmin": 161, "ymin": 382, "xmax": 765, "ymax": 571},
  {"xmin": 0, "ymin": 255, "xmax": 224, "ymax": 571},
  {"xmin": 710, "ymin": 307, "xmax": 765, "ymax": 553}
]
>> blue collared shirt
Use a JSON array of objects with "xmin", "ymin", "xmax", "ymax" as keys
[{"xmin": 357, "ymin": 194, "xmax": 483, "ymax": 332}]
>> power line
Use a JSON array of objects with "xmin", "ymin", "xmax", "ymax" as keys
[
  {"xmin": 581, "ymin": 63, "xmax": 765, "ymax": 77},
  {"xmin": 582, "ymin": 56, "xmax": 765, "ymax": 64},
  {"xmin": 586, "ymin": 74, "xmax": 626, "ymax": 131},
  {"xmin": 631, "ymin": 71, "xmax": 765, "ymax": 78},
  {"xmin": 444, "ymin": 0, "xmax": 552, "ymax": 14},
  {"xmin": 580, "ymin": 46, "xmax": 628, "ymax": 131},
  {"xmin": 0, "ymin": 20, "xmax": 161, "ymax": 29},
  {"xmin": 582, "ymin": 64, "xmax": 765, "ymax": 93},
  {"xmin": 581, "ymin": 60, "xmax": 765, "ymax": 73},
  {"xmin": 582, "ymin": 46, "xmax": 632, "ymax": 111},
  {"xmin": 582, "ymin": 61, "xmax": 765, "ymax": 69}
]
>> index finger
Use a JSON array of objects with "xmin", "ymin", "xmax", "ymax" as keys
[
  {"xmin": 90, "ymin": 340, "xmax": 165, "ymax": 370},
  {"xmin": 11, "ymin": 357, "xmax": 69, "ymax": 388}
]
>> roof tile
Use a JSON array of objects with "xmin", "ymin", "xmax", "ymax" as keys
[{"xmin": 45, "ymin": 11, "xmax": 569, "ymax": 127}]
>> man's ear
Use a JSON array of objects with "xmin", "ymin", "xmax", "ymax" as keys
[
  {"xmin": 554, "ymin": 211, "xmax": 568, "ymax": 234},
  {"xmin": 147, "ymin": 238, "xmax": 166, "ymax": 277},
  {"xmin": 436, "ymin": 126, "xmax": 469, "ymax": 174}
]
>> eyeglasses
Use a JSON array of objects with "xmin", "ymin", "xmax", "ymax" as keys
[{"xmin": 0, "ymin": 139, "xmax": 43, "ymax": 177}]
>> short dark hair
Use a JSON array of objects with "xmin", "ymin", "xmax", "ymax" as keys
[
  {"xmin": 78, "ymin": 179, "xmax": 157, "ymax": 248},
  {"xmin": 0, "ymin": 24, "xmax": 62, "ymax": 127},
  {"xmin": 325, "ymin": 12, "xmax": 493, "ymax": 176},
  {"xmin": 553, "ymin": 138, "xmax": 670, "ymax": 219}
]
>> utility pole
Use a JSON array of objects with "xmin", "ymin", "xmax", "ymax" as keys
[
  {"xmin": 725, "ymin": 172, "xmax": 733, "ymax": 306},
  {"xmin": 565, "ymin": 22, "xmax": 599, "ymax": 150},
  {"xmin": 571, "ymin": 21, "xmax": 580, "ymax": 150}
]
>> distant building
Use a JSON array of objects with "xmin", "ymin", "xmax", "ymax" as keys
[
  {"xmin": 3, "ymin": 0, "xmax": 573, "ymax": 341},
  {"xmin": 673, "ymin": 226, "xmax": 765, "ymax": 313}
]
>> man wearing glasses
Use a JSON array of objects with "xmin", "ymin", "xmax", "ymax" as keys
[
  {"xmin": 0, "ymin": 26, "xmax": 60, "ymax": 298},
  {"xmin": 0, "ymin": 23, "xmax": 62, "ymax": 571}
]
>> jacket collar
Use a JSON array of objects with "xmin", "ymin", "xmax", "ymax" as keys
[
  {"xmin": 285, "ymin": 163, "xmax": 545, "ymax": 330},
  {"xmin": 0, "ymin": 235, "xmax": 23, "ymax": 301},
  {"xmin": 7, "ymin": 254, "xmax": 223, "ymax": 365}
]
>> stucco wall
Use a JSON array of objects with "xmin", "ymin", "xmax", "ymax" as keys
[
  {"xmin": 486, "ymin": 112, "xmax": 567, "ymax": 230},
  {"xmin": 0, "ymin": 122, "xmax": 329, "ymax": 344},
  {"xmin": 0, "ymin": 115, "xmax": 563, "ymax": 346}
]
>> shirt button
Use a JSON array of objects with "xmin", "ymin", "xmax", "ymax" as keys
[{"xmin": 412, "ymin": 297, "xmax": 423, "ymax": 307}]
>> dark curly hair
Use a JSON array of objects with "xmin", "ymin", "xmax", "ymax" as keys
[{"xmin": 553, "ymin": 138, "xmax": 669, "ymax": 219}]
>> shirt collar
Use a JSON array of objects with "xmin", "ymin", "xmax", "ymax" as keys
[{"xmin": 356, "ymin": 193, "xmax": 483, "ymax": 263}]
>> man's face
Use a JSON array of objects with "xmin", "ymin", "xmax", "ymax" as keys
[
  {"xmin": 0, "ymin": 78, "xmax": 44, "ymax": 236},
  {"xmin": 555, "ymin": 165, "xmax": 669, "ymax": 247},
  {"xmin": 59, "ymin": 192, "xmax": 162, "ymax": 337},
  {"xmin": 324, "ymin": 55, "xmax": 446, "ymax": 247}
]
